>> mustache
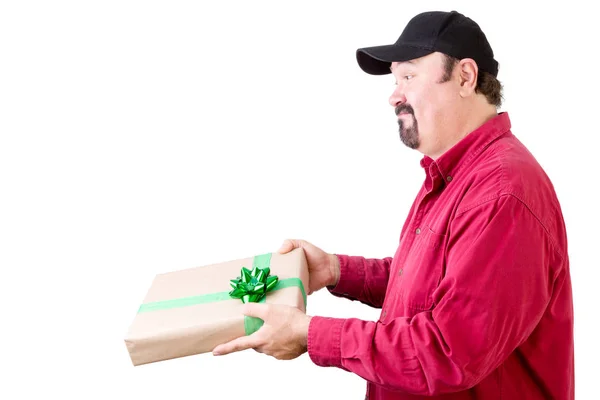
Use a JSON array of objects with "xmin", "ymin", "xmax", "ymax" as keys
[{"xmin": 395, "ymin": 104, "xmax": 414, "ymax": 116}]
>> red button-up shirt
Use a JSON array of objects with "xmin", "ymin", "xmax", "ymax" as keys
[{"xmin": 307, "ymin": 112, "xmax": 574, "ymax": 399}]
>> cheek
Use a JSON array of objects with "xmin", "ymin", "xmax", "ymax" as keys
[
  {"xmin": 411, "ymin": 87, "xmax": 443, "ymax": 124},
  {"xmin": 408, "ymin": 91, "xmax": 432, "ymax": 123}
]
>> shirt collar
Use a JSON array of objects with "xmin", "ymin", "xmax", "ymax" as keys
[{"xmin": 420, "ymin": 112, "xmax": 512, "ymax": 187}]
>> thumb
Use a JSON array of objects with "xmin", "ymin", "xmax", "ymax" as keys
[
  {"xmin": 277, "ymin": 239, "xmax": 297, "ymax": 254},
  {"xmin": 242, "ymin": 302, "xmax": 270, "ymax": 320}
]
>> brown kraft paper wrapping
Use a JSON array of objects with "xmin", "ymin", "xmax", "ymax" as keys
[{"xmin": 124, "ymin": 248, "xmax": 309, "ymax": 366}]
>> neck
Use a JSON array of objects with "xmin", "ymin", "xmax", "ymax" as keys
[{"xmin": 429, "ymin": 104, "xmax": 498, "ymax": 160}]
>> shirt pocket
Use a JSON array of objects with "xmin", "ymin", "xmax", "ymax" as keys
[{"xmin": 399, "ymin": 226, "xmax": 446, "ymax": 312}]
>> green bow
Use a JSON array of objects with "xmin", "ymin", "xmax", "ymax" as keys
[{"xmin": 228, "ymin": 266, "xmax": 279, "ymax": 303}]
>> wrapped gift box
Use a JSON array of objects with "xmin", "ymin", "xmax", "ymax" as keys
[{"xmin": 124, "ymin": 248, "xmax": 308, "ymax": 366}]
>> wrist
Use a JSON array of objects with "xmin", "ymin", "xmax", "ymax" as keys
[
  {"xmin": 328, "ymin": 253, "xmax": 340, "ymax": 287},
  {"xmin": 299, "ymin": 315, "xmax": 312, "ymax": 352}
]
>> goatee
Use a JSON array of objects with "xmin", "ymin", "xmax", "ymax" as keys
[{"xmin": 395, "ymin": 104, "xmax": 419, "ymax": 149}]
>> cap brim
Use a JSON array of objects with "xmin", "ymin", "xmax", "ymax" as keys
[{"xmin": 356, "ymin": 44, "xmax": 434, "ymax": 75}]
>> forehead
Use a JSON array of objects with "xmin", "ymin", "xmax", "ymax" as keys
[
  {"xmin": 390, "ymin": 60, "xmax": 416, "ymax": 71},
  {"xmin": 390, "ymin": 52, "xmax": 442, "ymax": 72}
]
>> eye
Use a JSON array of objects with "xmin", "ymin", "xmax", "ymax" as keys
[{"xmin": 394, "ymin": 74, "xmax": 414, "ymax": 85}]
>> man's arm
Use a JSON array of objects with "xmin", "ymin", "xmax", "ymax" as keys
[
  {"xmin": 307, "ymin": 195, "xmax": 562, "ymax": 396},
  {"xmin": 326, "ymin": 255, "xmax": 393, "ymax": 308}
]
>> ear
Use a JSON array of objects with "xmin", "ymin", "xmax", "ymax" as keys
[{"xmin": 457, "ymin": 58, "xmax": 478, "ymax": 97}]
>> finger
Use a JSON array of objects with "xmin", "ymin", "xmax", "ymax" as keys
[
  {"xmin": 277, "ymin": 239, "xmax": 304, "ymax": 254},
  {"xmin": 242, "ymin": 302, "xmax": 270, "ymax": 320},
  {"xmin": 212, "ymin": 335, "xmax": 261, "ymax": 356},
  {"xmin": 277, "ymin": 239, "xmax": 294, "ymax": 254}
]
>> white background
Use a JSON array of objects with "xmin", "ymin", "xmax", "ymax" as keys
[{"xmin": 1, "ymin": 1, "xmax": 598, "ymax": 399}]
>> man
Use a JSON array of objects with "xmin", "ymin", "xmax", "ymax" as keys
[{"xmin": 212, "ymin": 10, "xmax": 574, "ymax": 399}]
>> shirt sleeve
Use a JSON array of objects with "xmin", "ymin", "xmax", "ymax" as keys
[
  {"xmin": 326, "ymin": 254, "xmax": 393, "ymax": 308},
  {"xmin": 307, "ymin": 195, "xmax": 562, "ymax": 396}
]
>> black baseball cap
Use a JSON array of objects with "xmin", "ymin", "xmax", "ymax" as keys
[{"xmin": 356, "ymin": 10, "xmax": 499, "ymax": 77}]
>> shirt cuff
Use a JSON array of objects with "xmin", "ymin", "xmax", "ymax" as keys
[
  {"xmin": 307, "ymin": 316, "xmax": 345, "ymax": 368},
  {"xmin": 327, "ymin": 254, "xmax": 365, "ymax": 300}
]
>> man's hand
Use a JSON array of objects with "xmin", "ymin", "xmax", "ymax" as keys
[
  {"xmin": 212, "ymin": 303, "xmax": 312, "ymax": 360},
  {"xmin": 278, "ymin": 239, "xmax": 340, "ymax": 295}
]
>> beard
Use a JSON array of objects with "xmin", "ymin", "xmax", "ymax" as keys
[{"xmin": 395, "ymin": 104, "xmax": 419, "ymax": 149}]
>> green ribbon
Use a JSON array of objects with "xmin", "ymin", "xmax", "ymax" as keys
[
  {"xmin": 229, "ymin": 253, "xmax": 278, "ymax": 333},
  {"xmin": 137, "ymin": 253, "xmax": 306, "ymax": 336}
]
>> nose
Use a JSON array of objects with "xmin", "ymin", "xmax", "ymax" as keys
[{"xmin": 389, "ymin": 85, "xmax": 406, "ymax": 108}]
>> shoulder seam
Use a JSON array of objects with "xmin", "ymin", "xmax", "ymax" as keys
[{"xmin": 455, "ymin": 192, "xmax": 564, "ymax": 261}]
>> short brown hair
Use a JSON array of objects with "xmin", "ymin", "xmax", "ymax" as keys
[{"xmin": 440, "ymin": 54, "xmax": 503, "ymax": 108}]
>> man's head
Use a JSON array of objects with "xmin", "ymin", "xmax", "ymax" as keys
[{"xmin": 356, "ymin": 11, "xmax": 503, "ymax": 158}]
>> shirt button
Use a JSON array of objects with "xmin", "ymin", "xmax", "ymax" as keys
[
  {"xmin": 447, "ymin": 175, "xmax": 453, "ymax": 182},
  {"xmin": 398, "ymin": 268, "xmax": 403, "ymax": 276},
  {"xmin": 415, "ymin": 228, "xmax": 421, "ymax": 234},
  {"xmin": 382, "ymin": 310, "xmax": 387, "ymax": 318}
]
